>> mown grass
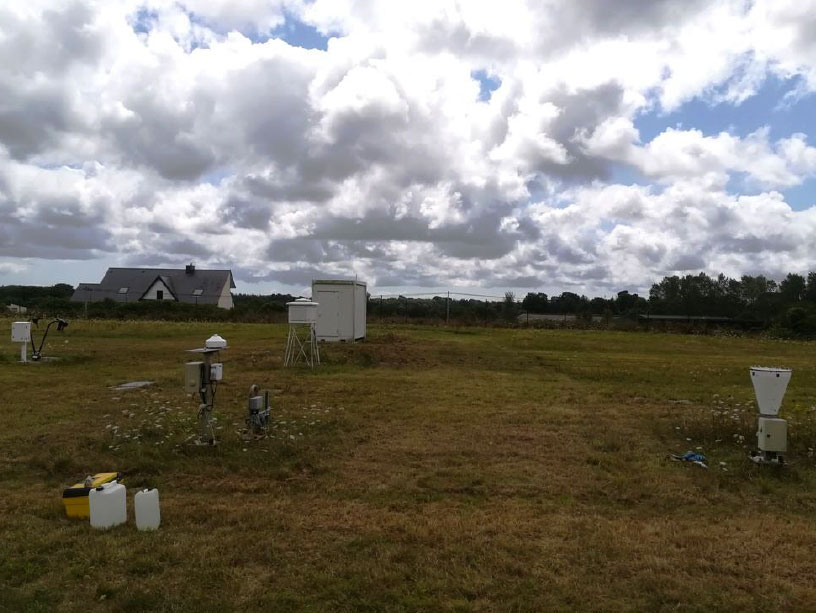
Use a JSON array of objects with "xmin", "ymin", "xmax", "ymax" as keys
[{"xmin": 2, "ymin": 320, "xmax": 816, "ymax": 611}]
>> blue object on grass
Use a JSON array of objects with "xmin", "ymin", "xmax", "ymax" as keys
[{"xmin": 681, "ymin": 451, "xmax": 706, "ymax": 463}]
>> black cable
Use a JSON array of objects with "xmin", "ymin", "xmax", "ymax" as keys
[{"xmin": 30, "ymin": 319, "xmax": 56, "ymax": 360}]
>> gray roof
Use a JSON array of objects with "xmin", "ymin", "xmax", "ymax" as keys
[
  {"xmin": 71, "ymin": 267, "xmax": 234, "ymax": 305},
  {"xmin": 312, "ymin": 279, "xmax": 367, "ymax": 287}
]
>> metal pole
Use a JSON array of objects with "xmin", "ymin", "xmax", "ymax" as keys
[
  {"xmin": 446, "ymin": 291, "xmax": 450, "ymax": 324},
  {"xmin": 20, "ymin": 341, "xmax": 26, "ymax": 363},
  {"xmin": 199, "ymin": 352, "xmax": 215, "ymax": 444}
]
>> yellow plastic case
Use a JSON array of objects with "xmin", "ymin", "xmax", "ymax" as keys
[{"xmin": 62, "ymin": 472, "xmax": 121, "ymax": 518}]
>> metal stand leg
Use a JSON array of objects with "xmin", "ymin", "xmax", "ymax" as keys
[
  {"xmin": 285, "ymin": 326, "xmax": 300, "ymax": 367},
  {"xmin": 284, "ymin": 324, "xmax": 320, "ymax": 369}
]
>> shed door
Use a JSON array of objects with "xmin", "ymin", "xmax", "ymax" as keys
[{"xmin": 315, "ymin": 290, "xmax": 340, "ymax": 338}]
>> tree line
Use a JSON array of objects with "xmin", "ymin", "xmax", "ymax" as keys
[
  {"xmin": 3, "ymin": 271, "xmax": 816, "ymax": 336},
  {"xmin": 519, "ymin": 272, "xmax": 816, "ymax": 335},
  {"xmin": 522, "ymin": 272, "xmax": 814, "ymax": 317}
]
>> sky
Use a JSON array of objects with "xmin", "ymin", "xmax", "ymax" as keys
[{"xmin": 0, "ymin": 1, "xmax": 815, "ymax": 298}]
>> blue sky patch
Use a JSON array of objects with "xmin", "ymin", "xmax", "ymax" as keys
[
  {"xmin": 636, "ymin": 75, "xmax": 813, "ymax": 142},
  {"xmin": 607, "ymin": 163, "xmax": 645, "ymax": 187},
  {"xmin": 782, "ymin": 178, "xmax": 816, "ymax": 211},
  {"xmin": 202, "ymin": 168, "xmax": 232, "ymax": 187},
  {"xmin": 260, "ymin": 15, "xmax": 330, "ymax": 50},
  {"xmin": 138, "ymin": 7, "xmax": 331, "ymax": 52},
  {"xmin": 131, "ymin": 7, "xmax": 157, "ymax": 35},
  {"xmin": 472, "ymin": 70, "xmax": 501, "ymax": 102},
  {"xmin": 727, "ymin": 172, "xmax": 815, "ymax": 212}
]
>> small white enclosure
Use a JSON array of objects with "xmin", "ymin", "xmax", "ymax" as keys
[
  {"xmin": 312, "ymin": 279, "xmax": 367, "ymax": 342},
  {"xmin": 757, "ymin": 416, "xmax": 787, "ymax": 452},
  {"xmin": 11, "ymin": 321, "xmax": 30, "ymax": 342},
  {"xmin": 750, "ymin": 366, "xmax": 792, "ymax": 416},
  {"xmin": 287, "ymin": 298, "xmax": 319, "ymax": 324}
]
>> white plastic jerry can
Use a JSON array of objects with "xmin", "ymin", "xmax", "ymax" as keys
[
  {"xmin": 134, "ymin": 488, "xmax": 161, "ymax": 531},
  {"xmin": 89, "ymin": 481, "xmax": 127, "ymax": 529}
]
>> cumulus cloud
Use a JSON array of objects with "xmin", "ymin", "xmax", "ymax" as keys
[
  {"xmin": 583, "ymin": 124, "xmax": 816, "ymax": 189},
  {"xmin": 0, "ymin": 0, "xmax": 815, "ymax": 294}
]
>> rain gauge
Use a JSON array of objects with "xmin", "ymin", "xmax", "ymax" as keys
[{"xmin": 750, "ymin": 366, "xmax": 792, "ymax": 465}]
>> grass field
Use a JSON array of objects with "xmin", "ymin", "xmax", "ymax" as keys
[{"xmin": 3, "ymin": 320, "xmax": 816, "ymax": 611}]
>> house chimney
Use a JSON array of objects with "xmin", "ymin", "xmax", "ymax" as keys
[{"xmin": 185, "ymin": 263, "xmax": 195, "ymax": 275}]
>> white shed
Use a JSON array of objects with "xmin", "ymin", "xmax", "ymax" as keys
[{"xmin": 312, "ymin": 280, "xmax": 367, "ymax": 342}]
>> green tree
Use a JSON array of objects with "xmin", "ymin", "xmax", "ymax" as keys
[
  {"xmin": 805, "ymin": 272, "xmax": 816, "ymax": 303},
  {"xmin": 502, "ymin": 292, "xmax": 519, "ymax": 322},
  {"xmin": 780, "ymin": 273, "xmax": 806, "ymax": 303},
  {"xmin": 741, "ymin": 275, "xmax": 777, "ymax": 305},
  {"xmin": 522, "ymin": 292, "xmax": 548, "ymax": 313}
]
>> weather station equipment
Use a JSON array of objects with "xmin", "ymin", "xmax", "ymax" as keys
[
  {"xmin": 11, "ymin": 321, "xmax": 30, "ymax": 362},
  {"xmin": 245, "ymin": 384, "xmax": 271, "ymax": 438},
  {"xmin": 16, "ymin": 317, "xmax": 69, "ymax": 362},
  {"xmin": 185, "ymin": 334, "xmax": 227, "ymax": 445},
  {"xmin": 312, "ymin": 279, "xmax": 367, "ymax": 342},
  {"xmin": 284, "ymin": 298, "xmax": 320, "ymax": 368},
  {"xmin": 750, "ymin": 366, "xmax": 792, "ymax": 465}
]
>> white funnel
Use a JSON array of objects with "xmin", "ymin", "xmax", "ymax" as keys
[{"xmin": 750, "ymin": 367, "xmax": 792, "ymax": 416}]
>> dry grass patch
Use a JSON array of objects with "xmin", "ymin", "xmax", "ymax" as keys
[{"xmin": 2, "ymin": 321, "xmax": 816, "ymax": 610}]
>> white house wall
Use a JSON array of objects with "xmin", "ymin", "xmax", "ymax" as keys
[
  {"xmin": 142, "ymin": 278, "xmax": 175, "ymax": 301},
  {"xmin": 217, "ymin": 280, "xmax": 234, "ymax": 309}
]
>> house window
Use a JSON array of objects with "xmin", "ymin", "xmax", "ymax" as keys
[
  {"xmin": 118, "ymin": 287, "xmax": 128, "ymax": 294},
  {"xmin": 157, "ymin": 290, "xmax": 164, "ymax": 300}
]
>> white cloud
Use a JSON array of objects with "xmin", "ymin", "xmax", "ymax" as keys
[
  {"xmin": 0, "ymin": 0, "xmax": 816, "ymax": 294},
  {"xmin": 0, "ymin": 261, "xmax": 29, "ymax": 275},
  {"xmin": 583, "ymin": 125, "xmax": 816, "ymax": 189}
]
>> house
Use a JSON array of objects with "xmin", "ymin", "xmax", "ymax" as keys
[
  {"xmin": 71, "ymin": 264, "xmax": 235, "ymax": 309},
  {"xmin": 6, "ymin": 303, "xmax": 27, "ymax": 314}
]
